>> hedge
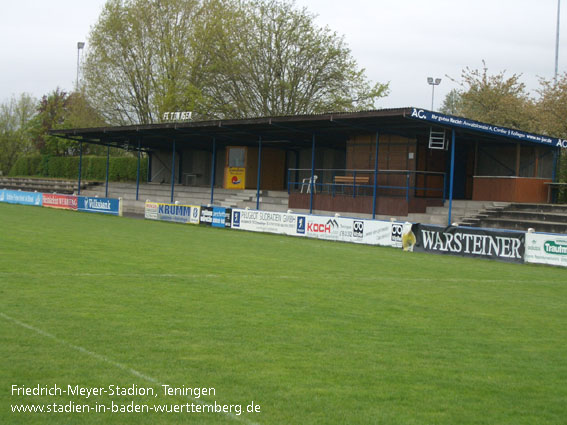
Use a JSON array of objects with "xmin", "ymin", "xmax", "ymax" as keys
[{"xmin": 9, "ymin": 154, "xmax": 148, "ymax": 182}]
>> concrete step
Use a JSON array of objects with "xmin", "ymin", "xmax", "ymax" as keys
[
  {"xmin": 488, "ymin": 210, "xmax": 567, "ymax": 223},
  {"xmin": 240, "ymin": 201, "xmax": 290, "ymax": 212},
  {"xmin": 475, "ymin": 217, "xmax": 567, "ymax": 234},
  {"xmin": 252, "ymin": 197, "xmax": 288, "ymax": 205},
  {"xmin": 263, "ymin": 190, "xmax": 289, "ymax": 198},
  {"xmin": 507, "ymin": 203, "xmax": 567, "ymax": 214},
  {"xmin": 406, "ymin": 213, "xmax": 449, "ymax": 226}
]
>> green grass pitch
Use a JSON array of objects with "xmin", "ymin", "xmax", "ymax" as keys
[{"xmin": 1, "ymin": 203, "xmax": 566, "ymax": 424}]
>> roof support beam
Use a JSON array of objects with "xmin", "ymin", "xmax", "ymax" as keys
[
  {"xmin": 310, "ymin": 133, "xmax": 316, "ymax": 214},
  {"xmin": 372, "ymin": 131, "xmax": 380, "ymax": 219},
  {"xmin": 210, "ymin": 138, "xmax": 216, "ymax": 205},
  {"xmin": 256, "ymin": 136, "xmax": 262, "ymax": 210},
  {"xmin": 170, "ymin": 140, "xmax": 176, "ymax": 203},
  {"xmin": 448, "ymin": 129, "xmax": 456, "ymax": 226}
]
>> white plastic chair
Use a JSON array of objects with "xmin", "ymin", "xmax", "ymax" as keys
[{"xmin": 301, "ymin": 175, "xmax": 318, "ymax": 193}]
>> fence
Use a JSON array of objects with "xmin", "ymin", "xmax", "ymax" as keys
[{"xmin": 287, "ymin": 168, "xmax": 446, "ymax": 202}]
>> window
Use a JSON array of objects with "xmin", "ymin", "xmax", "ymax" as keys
[{"xmin": 228, "ymin": 148, "xmax": 246, "ymax": 167}]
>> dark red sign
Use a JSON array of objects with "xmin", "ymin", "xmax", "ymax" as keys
[{"xmin": 43, "ymin": 194, "xmax": 78, "ymax": 210}]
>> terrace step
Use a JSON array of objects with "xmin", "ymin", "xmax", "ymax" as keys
[{"xmin": 458, "ymin": 202, "xmax": 567, "ymax": 233}]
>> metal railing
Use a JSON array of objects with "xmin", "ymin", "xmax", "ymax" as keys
[{"xmin": 287, "ymin": 168, "xmax": 447, "ymax": 202}]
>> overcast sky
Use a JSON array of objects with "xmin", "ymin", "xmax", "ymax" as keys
[{"xmin": 1, "ymin": 0, "xmax": 565, "ymax": 111}]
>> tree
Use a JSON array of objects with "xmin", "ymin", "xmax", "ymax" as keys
[
  {"xmin": 30, "ymin": 89, "xmax": 107, "ymax": 156},
  {"xmin": 439, "ymin": 89, "xmax": 462, "ymax": 115},
  {"xmin": 444, "ymin": 62, "xmax": 537, "ymax": 131},
  {"xmin": 82, "ymin": 0, "xmax": 389, "ymax": 124},
  {"xmin": 537, "ymin": 74, "xmax": 567, "ymax": 201},
  {"xmin": 198, "ymin": 0, "xmax": 389, "ymax": 118},
  {"xmin": 536, "ymin": 73, "xmax": 567, "ymax": 138},
  {"xmin": 0, "ymin": 93, "xmax": 36, "ymax": 175},
  {"xmin": 83, "ymin": 0, "xmax": 204, "ymax": 125}
]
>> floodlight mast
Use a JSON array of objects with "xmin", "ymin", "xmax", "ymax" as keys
[
  {"xmin": 76, "ymin": 42, "xmax": 85, "ymax": 91},
  {"xmin": 427, "ymin": 77, "xmax": 442, "ymax": 111},
  {"xmin": 555, "ymin": 0, "xmax": 561, "ymax": 82}
]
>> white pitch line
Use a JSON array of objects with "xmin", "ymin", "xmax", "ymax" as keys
[{"xmin": 1, "ymin": 312, "xmax": 258, "ymax": 425}]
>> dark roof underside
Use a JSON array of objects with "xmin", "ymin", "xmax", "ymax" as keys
[{"xmin": 49, "ymin": 108, "xmax": 558, "ymax": 152}]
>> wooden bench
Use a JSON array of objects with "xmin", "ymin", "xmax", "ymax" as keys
[{"xmin": 334, "ymin": 175, "xmax": 370, "ymax": 185}]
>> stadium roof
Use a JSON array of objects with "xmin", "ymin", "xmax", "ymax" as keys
[{"xmin": 50, "ymin": 107, "xmax": 566, "ymax": 152}]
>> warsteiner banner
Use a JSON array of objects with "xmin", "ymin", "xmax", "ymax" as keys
[{"xmin": 412, "ymin": 224, "xmax": 525, "ymax": 263}]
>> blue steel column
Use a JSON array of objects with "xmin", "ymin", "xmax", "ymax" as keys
[
  {"xmin": 552, "ymin": 147, "xmax": 559, "ymax": 182},
  {"xmin": 78, "ymin": 141, "xmax": 83, "ymax": 195},
  {"xmin": 210, "ymin": 137, "xmax": 216, "ymax": 205},
  {"xmin": 136, "ymin": 138, "xmax": 141, "ymax": 201},
  {"xmin": 372, "ymin": 131, "xmax": 379, "ymax": 219},
  {"xmin": 105, "ymin": 145, "xmax": 110, "ymax": 198},
  {"xmin": 309, "ymin": 133, "xmax": 316, "ymax": 214},
  {"xmin": 147, "ymin": 153, "xmax": 152, "ymax": 183},
  {"xmin": 447, "ymin": 129, "xmax": 456, "ymax": 226},
  {"xmin": 177, "ymin": 150, "xmax": 183, "ymax": 184},
  {"xmin": 256, "ymin": 136, "xmax": 262, "ymax": 210},
  {"xmin": 552, "ymin": 147, "xmax": 560, "ymax": 203},
  {"xmin": 170, "ymin": 140, "xmax": 176, "ymax": 203}
]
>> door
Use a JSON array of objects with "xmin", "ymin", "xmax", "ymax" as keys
[{"xmin": 224, "ymin": 147, "xmax": 247, "ymax": 189}]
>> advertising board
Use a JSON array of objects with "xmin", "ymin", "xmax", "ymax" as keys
[
  {"xmin": 408, "ymin": 108, "xmax": 567, "ymax": 149},
  {"xmin": 145, "ymin": 201, "xmax": 159, "ymax": 220},
  {"xmin": 411, "ymin": 224, "xmax": 525, "ymax": 263},
  {"xmin": 200, "ymin": 206, "xmax": 232, "ymax": 228},
  {"xmin": 231, "ymin": 209, "xmax": 306, "ymax": 236},
  {"xmin": 42, "ymin": 193, "xmax": 78, "ymax": 210},
  {"xmin": 212, "ymin": 207, "xmax": 232, "ymax": 228},
  {"xmin": 524, "ymin": 232, "xmax": 567, "ymax": 267},
  {"xmin": 0, "ymin": 190, "xmax": 42, "ymax": 206},
  {"xmin": 200, "ymin": 206, "xmax": 213, "ymax": 225},
  {"xmin": 145, "ymin": 202, "xmax": 200, "ymax": 224},
  {"xmin": 304, "ymin": 215, "xmax": 402, "ymax": 247},
  {"xmin": 225, "ymin": 167, "xmax": 246, "ymax": 189},
  {"xmin": 78, "ymin": 196, "xmax": 122, "ymax": 216}
]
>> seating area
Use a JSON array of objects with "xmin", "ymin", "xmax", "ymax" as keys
[
  {"xmin": 460, "ymin": 203, "xmax": 567, "ymax": 233},
  {"xmin": 0, "ymin": 177, "xmax": 97, "ymax": 194},
  {"xmin": 333, "ymin": 175, "xmax": 370, "ymax": 185}
]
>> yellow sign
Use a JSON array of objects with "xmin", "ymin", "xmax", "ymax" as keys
[{"xmin": 225, "ymin": 167, "xmax": 246, "ymax": 189}]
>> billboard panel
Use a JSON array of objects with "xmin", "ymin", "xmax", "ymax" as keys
[
  {"xmin": 212, "ymin": 207, "xmax": 232, "ymax": 228},
  {"xmin": 231, "ymin": 209, "xmax": 306, "ymax": 236},
  {"xmin": 148, "ymin": 203, "xmax": 200, "ymax": 224},
  {"xmin": 525, "ymin": 233, "xmax": 567, "ymax": 267},
  {"xmin": 304, "ymin": 215, "xmax": 402, "ymax": 247},
  {"xmin": 411, "ymin": 224, "xmax": 525, "ymax": 263},
  {"xmin": 145, "ymin": 201, "xmax": 159, "ymax": 220},
  {"xmin": 0, "ymin": 190, "xmax": 42, "ymax": 206},
  {"xmin": 200, "ymin": 206, "xmax": 232, "ymax": 228},
  {"xmin": 78, "ymin": 196, "xmax": 121, "ymax": 216},
  {"xmin": 42, "ymin": 193, "xmax": 78, "ymax": 210}
]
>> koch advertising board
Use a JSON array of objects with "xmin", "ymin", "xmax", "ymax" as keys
[
  {"xmin": 304, "ymin": 215, "xmax": 402, "ymax": 248},
  {"xmin": 78, "ymin": 196, "xmax": 122, "ymax": 216},
  {"xmin": 231, "ymin": 209, "xmax": 306, "ymax": 236},
  {"xmin": 411, "ymin": 224, "xmax": 525, "ymax": 263},
  {"xmin": 0, "ymin": 190, "xmax": 42, "ymax": 206},
  {"xmin": 201, "ymin": 206, "xmax": 232, "ymax": 228},
  {"xmin": 524, "ymin": 232, "xmax": 567, "ymax": 268},
  {"xmin": 145, "ymin": 201, "xmax": 159, "ymax": 220},
  {"xmin": 147, "ymin": 202, "xmax": 200, "ymax": 224},
  {"xmin": 42, "ymin": 193, "xmax": 78, "ymax": 210}
]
